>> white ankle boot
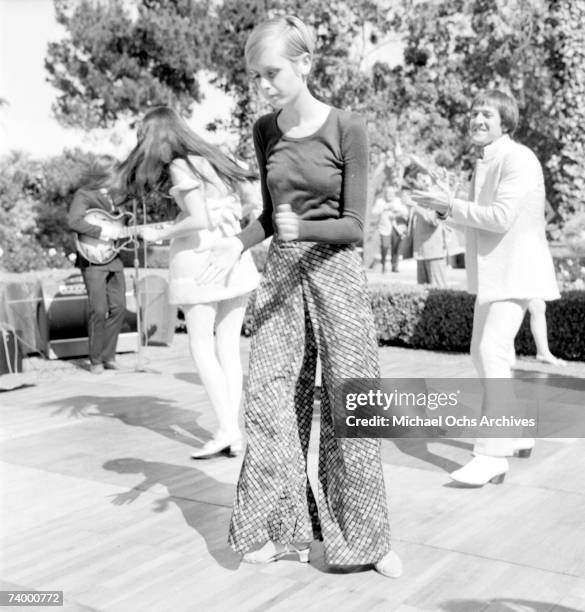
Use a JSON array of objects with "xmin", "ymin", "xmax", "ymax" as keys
[{"xmin": 450, "ymin": 455, "xmax": 509, "ymax": 486}]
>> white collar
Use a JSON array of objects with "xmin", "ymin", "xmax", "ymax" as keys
[{"xmin": 479, "ymin": 134, "xmax": 512, "ymax": 161}]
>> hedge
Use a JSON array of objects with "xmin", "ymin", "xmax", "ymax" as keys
[
  {"xmin": 370, "ymin": 284, "xmax": 475, "ymax": 352},
  {"xmin": 242, "ymin": 283, "xmax": 585, "ymax": 362}
]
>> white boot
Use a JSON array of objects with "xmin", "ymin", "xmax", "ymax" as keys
[{"xmin": 450, "ymin": 455, "xmax": 509, "ymax": 486}]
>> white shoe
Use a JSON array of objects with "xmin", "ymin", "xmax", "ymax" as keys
[
  {"xmin": 190, "ymin": 432, "xmax": 243, "ymax": 459},
  {"xmin": 450, "ymin": 455, "xmax": 509, "ymax": 486},
  {"xmin": 242, "ymin": 541, "xmax": 310, "ymax": 564},
  {"xmin": 375, "ymin": 550, "xmax": 403, "ymax": 578}
]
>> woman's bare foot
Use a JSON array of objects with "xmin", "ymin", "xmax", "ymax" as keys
[{"xmin": 536, "ymin": 353, "xmax": 567, "ymax": 367}]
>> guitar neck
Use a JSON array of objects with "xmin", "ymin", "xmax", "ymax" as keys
[{"xmin": 119, "ymin": 221, "xmax": 173, "ymax": 239}]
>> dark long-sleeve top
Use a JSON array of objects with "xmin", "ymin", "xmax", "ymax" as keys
[
  {"xmin": 68, "ymin": 188, "xmax": 123, "ymax": 270},
  {"xmin": 237, "ymin": 107, "xmax": 369, "ymax": 251}
]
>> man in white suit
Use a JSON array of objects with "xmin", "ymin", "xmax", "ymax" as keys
[{"xmin": 412, "ymin": 90, "xmax": 560, "ymax": 486}]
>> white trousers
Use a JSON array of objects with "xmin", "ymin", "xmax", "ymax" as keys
[{"xmin": 470, "ymin": 298, "xmax": 530, "ymax": 456}]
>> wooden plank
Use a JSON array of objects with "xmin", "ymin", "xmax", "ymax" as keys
[{"xmin": 1, "ymin": 336, "xmax": 584, "ymax": 611}]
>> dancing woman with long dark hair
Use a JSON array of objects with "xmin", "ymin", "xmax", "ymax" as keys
[{"xmin": 118, "ymin": 107, "xmax": 260, "ymax": 458}]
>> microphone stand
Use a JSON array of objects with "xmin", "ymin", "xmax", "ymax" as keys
[{"xmin": 131, "ymin": 195, "xmax": 154, "ymax": 373}]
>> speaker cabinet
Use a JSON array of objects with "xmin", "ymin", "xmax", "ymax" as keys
[{"xmin": 41, "ymin": 272, "xmax": 138, "ymax": 359}]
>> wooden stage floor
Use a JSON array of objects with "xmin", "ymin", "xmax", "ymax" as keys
[{"xmin": 1, "ymin": 336, "xmax": 584, "ymax": 612}]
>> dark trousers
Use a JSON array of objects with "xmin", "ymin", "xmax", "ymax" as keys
[
  {"xmin": 380, "ymin": 228, "xmax": 402, "ymax": 272},
  {"xmin": 81, "ymin": 267, "xmax": 126, "ymax": 365},
  {"xmin": 416, "ymin": 257, "xmax": 447, "ymax": 286}
]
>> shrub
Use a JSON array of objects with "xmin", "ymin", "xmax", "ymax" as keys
[
  {"xmin": 370, "ymin": 284, "xmax": 475, "ymax": 351},
  {"xmin": 0, "ymin": 150, "xmax": 101, "ymax": 272},
  {"xmin": 554, "ymin": 255, "xmax": 585, "ymax": 290},
  {"xmin": 514, "ymin": 291, "xmax": 585, "ymax": 361},
  {"xmin": 371, "ymin": 284, "xmax": 585, "ymax": 361},
  {"xmin": 243, "ymin": 283, "xmax": 585, "ymax": 361},
  {"xmin": 0, "ymin": 238, "xmax": 50, "ymax": 274}
]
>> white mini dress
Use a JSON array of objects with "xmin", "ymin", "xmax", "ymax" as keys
[{"xmin": 167, "ymin": 156, "xmax": 260, "ymax": 305}]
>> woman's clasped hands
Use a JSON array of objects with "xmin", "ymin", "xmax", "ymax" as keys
[{"xmin": 275, "ymin": 203, "xmax": 299, "ymax": 241}]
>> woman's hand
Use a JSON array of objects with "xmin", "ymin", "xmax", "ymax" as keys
[
  {"xmin": 275, "ymin": 204, "xmax": 299, "ymax": 241},
  {"xmin": 197, "ymin": 236, "xmax": 243, "ymax": 284},
  {"xmin": 140, "ymin": 226, "xmax": 166, "ymax": 243},
  {"xmin": 100, "ymin": 223, "xmax": 124, "ymax": 241}
]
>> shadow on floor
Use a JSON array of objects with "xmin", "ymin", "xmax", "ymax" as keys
[
  {"xmin": 103, "ymin": 457, "xmax": 241, "ymax": 571},
  {"xmin": 47, "ymin": 394, "xmax": 212, "ymax": 447},
  {"xmin": 440, "ymin": 598, "xmax": 582, "ymax": 612},
  {"xmin": 386, "ymin": 438, "xmax": 474, "ymax": 473}
]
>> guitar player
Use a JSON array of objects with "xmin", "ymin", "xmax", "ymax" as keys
[{"xmin": 67, "ymin": 159, "xmax": 126, "ymax": 374}]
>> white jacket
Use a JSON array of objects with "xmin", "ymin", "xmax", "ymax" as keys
[{"xmin": 451, "ymin": 135, "xmax": 560, "ymax": 302}]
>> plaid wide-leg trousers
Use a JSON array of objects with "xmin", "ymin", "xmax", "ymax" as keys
[{"xmin": 228, "ymin": 240, "xmax": 392, "ymax": 564}]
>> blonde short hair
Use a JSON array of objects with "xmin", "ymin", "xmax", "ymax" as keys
[{"xmin": 245, "ymin": 15, "xmax": 315, "ymax": 67}]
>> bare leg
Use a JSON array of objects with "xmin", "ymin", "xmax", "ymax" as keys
[
  {"xmin": 528, "ymin": 298, "xmax": 566, "ymax": 366},
  {"xmin": 215, "ymin": 294, "xmax": 249, "ymax": 437},
  {"xmin": 183, "ymin": 302, "xmax": 234, "ymax": 436}
]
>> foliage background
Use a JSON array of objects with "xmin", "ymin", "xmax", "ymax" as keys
[{"xmin": 1, "ymin": 0, "xmax": 584, "ymax": 273}]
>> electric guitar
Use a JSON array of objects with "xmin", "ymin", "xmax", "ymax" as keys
[{"xmin": 75, "ymin": 209, "xmax": 172, "ymax": 265}]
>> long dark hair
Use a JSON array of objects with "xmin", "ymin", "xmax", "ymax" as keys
[{"xmin": 118, "ymin": 106, "xmax": 257, "ymax": 198}]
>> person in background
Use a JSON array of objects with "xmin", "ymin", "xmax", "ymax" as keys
[
  {"xmin": 372, "ymin": 185, "xmax": 408, "ymax": 273},
  {"xmin": 510, "ymin": 200, "xmax": 565, "ymax": 366},
  {"xmin": 68, "ymin": 159, "xmax": 126, "ymax": 374},
  {"xmin": 510, "ymin": 298, "xmax": 566, "ymax": 367},
  {"xmin": 412, "ymin": 89, "xmax": 561, "ymax": 486},
  {"xmin": 403, "ymin": 168, "xmax": 449, "ymax": 286}
]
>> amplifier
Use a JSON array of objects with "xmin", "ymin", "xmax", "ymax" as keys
[{"xmin": 41, "ymin": 271, "xmax": 138, "ymax": 359}]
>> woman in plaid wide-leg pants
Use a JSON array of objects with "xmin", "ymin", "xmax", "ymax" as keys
[
  {"xmin": 228, "ymin": 239, "xmax": 392, "ymax": 565},
  {"xmin": 199, "ymin": 15, "xmax": 400, "ymax": 576}
]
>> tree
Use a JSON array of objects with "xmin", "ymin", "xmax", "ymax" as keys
[
  {"xmin": 376, "ymin": 1, "xmax": 555, "ymax": 175},
  {"xmin": 0, "ymin": 150, "xmax": 105, "ymax": 272},
  {"xmin": 208, "ymin": 0, "xmax": 560, "ymax": 187},
  {"xmin": 388, "ymin": 0, "xmax": 585, "ymax": 222},
  {"xmin": 208, "ymin": 0, "xmax": 402, "ymax": 159},
  {"xmin": 545, "ymin": 0, "xmax": 585, "ymax": 218},
  {"xmin": 45, "ymin": 0, "xmax": 580, "ymax": 223},
  {"xmin": 46, "ymin": 0, "xmax": 213, "ymax": 129}
]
